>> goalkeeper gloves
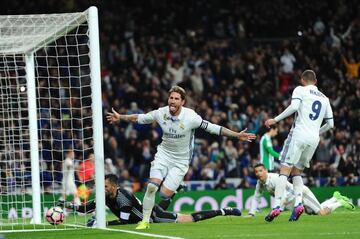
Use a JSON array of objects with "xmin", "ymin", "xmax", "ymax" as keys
[
  {"xmin": 56, "ymin": 199, "xmax": 65, "ymax": 207},
  {"xmin": 56, "ymin": 200, "xmax": 78, "ymax": 210},
  {"xmin": 87, "ymin": 215, "xmax": 97, "ymax": 227},
  {"xmin": 66, "ymin": 202, "xmax": 79, "ymax": 210}
]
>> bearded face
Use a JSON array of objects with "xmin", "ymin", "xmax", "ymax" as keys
[{"xmin": 168, "ymin": 92, "xmax": 184, "ymax": 116}]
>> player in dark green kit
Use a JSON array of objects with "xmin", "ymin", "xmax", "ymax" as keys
[{"xmin": 259, "ymin": 126, "xmax": 279, "ymax": 171}]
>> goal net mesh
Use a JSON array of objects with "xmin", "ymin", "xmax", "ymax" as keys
[{"xmin": 0, "ymin": 11, "xmax": 97, "ymax": 230}]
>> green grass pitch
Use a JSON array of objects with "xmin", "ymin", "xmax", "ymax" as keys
[{"xmin": 2, "ymin": 209, "xmax": 359, "ymax": 239}]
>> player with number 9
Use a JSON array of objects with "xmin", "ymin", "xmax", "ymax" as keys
[{"xmin": 264, "ymin": 69, "xmax": 333, "ymax": 222}]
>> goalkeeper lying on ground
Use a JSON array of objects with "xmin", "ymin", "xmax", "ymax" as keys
[{"xmin": 60, "ymin": 174, "xmax": 241, "ymax": 226}]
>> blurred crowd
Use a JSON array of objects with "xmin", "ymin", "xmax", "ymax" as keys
[
  {"xmin": 97, "ymin": 0, "xmax": 360, "ymax": 190},
  {"xmin": 0, "ymin": 0, "xmax": 359, "ymax": 193}
]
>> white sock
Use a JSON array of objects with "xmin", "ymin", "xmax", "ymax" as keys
[
  {"xmin": 292, "ymin": 175, "xmax": 303, "ymax": 206},
  {"xmin": 321, "ymin": 200, "xmax": 342, "ymax": 212},
  {"xmin": 320, "ymin": 197, "xmax": 337, "ymax": 208},
  {"xmin": 274, "ymin": 175, "xmax": 288, "ymax": 208},
  {"xmin": 142, "ymin": 183, "xmax": 158, "ymax": 222},
  {"xmin": 220, "ymin": 209, "xmax": 225, "ymax": 215}
]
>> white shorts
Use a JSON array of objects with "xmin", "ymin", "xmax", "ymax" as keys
[
  {"xmin": 149, "ymin": 153, "xmax": 189, "ymax": 192},
  {"xmin": 302, "ymin": 186, "xmax": 321, "ymax": 214},
  {"xmin": 62, "ymin": 179, "xmax": 77, "ymax": 195},
  {"xmin": 280, "ymin": 135, "xmax": 318, "ymax": 170}
]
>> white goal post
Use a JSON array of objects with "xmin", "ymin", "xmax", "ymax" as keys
[{"xmin": 0, "ymin": 6, "xmax": 105, "ymax": 230}]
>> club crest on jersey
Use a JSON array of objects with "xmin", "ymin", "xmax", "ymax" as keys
[{"xmin": 179, "ymin": 123, "xmax": 185, "ymax": 130}]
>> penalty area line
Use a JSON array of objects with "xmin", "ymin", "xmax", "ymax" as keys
[{"xmin": 103, "ymin": 227, "xmax": 186, "ymax": 239}]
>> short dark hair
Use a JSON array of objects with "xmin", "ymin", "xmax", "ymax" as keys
[
  {"xmin": 65, "ymin": 150, "xmax": 74, "ymax": 155},
  {"xmin": 254, "ymin": 163, "xmax": 266, "ymax": 169},
  {"xmin": 105, "ymin": 174, "xmax": 118, "ymax": 185},
  {"xmin": 168, "ymin": 86, "xmax": 186, "ymax": 100},
  {"xmin": 301, "ymin": 70, "xmax": 317, "ymax": 82}
]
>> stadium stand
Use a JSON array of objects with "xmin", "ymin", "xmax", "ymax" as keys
[{"xmin": 0, "ymin": 0, "xmax": 359, "ymax": 192}]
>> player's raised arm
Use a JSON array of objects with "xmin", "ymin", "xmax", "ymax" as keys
[
  {"xmin": 221, "ymin": 127, "xmax": 256, "ymax": 142},
  {"xmin": 106, "ymin": 108, "xmax": 138, "ymax": 124},
  {"xmin": 107, "ymin": 107, "xmax": 159, "ymax": 125},
  {"xmin": 265, "ymin": 87, "xmax": 302, "ymax": 128},
  {"xmin": 194, "ymin": 112, "xmax": 256, "ymax": 142},
  {"xmin": 320, "ymin": 99, "xmax": 334, "ymax": 134}
]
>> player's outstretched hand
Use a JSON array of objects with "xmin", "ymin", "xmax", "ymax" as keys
[
  {"xmin": 106, "ymin": 108, "xmax": 121, "ymax": 124},
  {"xmin": 238, "ymin": 128, "xmax": 256, "ymax": 142},
  {"xmin": 56, "ymin": 200, "xmax": 78, "ymax": 211},
  {"xmin": 265, "ymin": 119, "xmax": 276, "ymax": 128},
  {"xmin": 66, "ymin": 202, "xmax": 79, "ymax": 211},
  {"xmin": 60, "ymin": 201, "xmax": 78, "ymax": 211},
  {"xmin": 56, "ymin": 199, "xmax": 65, "ymax": 207}
]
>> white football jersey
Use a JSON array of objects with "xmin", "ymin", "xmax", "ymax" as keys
[
  {"xmin": 138, "ymin": 106, "xmax": 205, "ymax": 163},
  {"xmin": 290, "ymin": 85, "xmax": 333, "ymax": 144},
  {"xmin": 62, "ymin": 157, "xmax": 75, "ymax": 184},
  {"xmin": 249, "ymin": 173, "xmax": 295, "ymax": 214},
  {"xmin": 62, "ymin": 157, "xmax": 77, "ymax": 195},
  {"xmin": 249, "ymin": 173, "xmax": 317, "ymax": 215}
]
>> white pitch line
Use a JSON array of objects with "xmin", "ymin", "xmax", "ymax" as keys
[
  {"xmin": 0, "ymin": 228, "xmax": 83, "ymax": 233},
  {"xmin": 64, "ymin": 223, "xmax": 88, "ymax": 228},
  {"xmin": 203, "ymin": 231, "xmax": 360, "ymax": 238},
  {"xmin": 103, "ymin": 227, "xmax": 185, "ymax": 239},
  {"xmin": 0, "ymin": 226, "xmax": 185, "ymax": 239},
  {"xmin": 70, "ymin": 223, "xmax": 185, "ymax": 239},
  {"xmin": 0, "ymin": 223, "xmax": 86, "ymax": 233}
]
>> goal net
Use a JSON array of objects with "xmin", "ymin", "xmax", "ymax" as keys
[{"xmin": 0, "ymin": 7, "xmax": 105, "ymax": 231}]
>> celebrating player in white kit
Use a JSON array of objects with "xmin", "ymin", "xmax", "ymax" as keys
[
  {"xmin": 265, "ymin": 70, "xmax": 334, "ymax": 221},
  {"xmin": 106, "ymin": 86, "xmax": 256, "ymax": 229},
  {"xmin": 60, "ymin": 150, "xmax": 80, "ymax": 205},
  {"xmin": 248, "ymin": 164, "xmax": 354, "ymax": 217}
]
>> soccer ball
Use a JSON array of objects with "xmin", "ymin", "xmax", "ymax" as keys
[{"xmin": 46, "ymin": 206, "xmax": 64, "ymax": 225}]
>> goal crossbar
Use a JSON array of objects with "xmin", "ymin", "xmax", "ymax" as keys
[{"xmin": 0, "ymin": 12, "xmax": 88, "ymax": 54}]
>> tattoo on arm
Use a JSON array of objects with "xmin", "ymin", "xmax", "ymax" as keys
[
  {"xmin": 220, "ymin": 127, "xmax": 237, "ymax": 138},
  {"xmin": 120, "ymin": 114, "xmax": 138, "ymax": 123}
]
